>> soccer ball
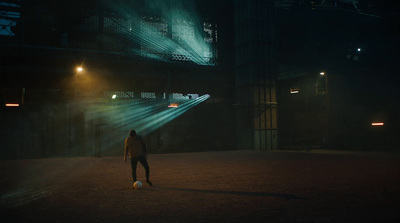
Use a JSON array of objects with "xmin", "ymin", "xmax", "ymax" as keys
[{"xmin": 133, "ymin": 181, "xmax": 142, "ymax": 190}]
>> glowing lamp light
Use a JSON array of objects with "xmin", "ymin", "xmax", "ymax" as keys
[
  {"xmin": 371, "ymin": 122, "xmax": 384, "ymax": 126},
  {"xmin": 320, "ymin": 72, "xmax": 325, "ymax": 76},
  {"xmin": 112, "ymin": 95, "xmax": 117, "ymax": 99},
  {"xmin": 168, "ymin": 103, "xmax": 178, "ymax": 108},
  {"xmin": 76, "ymin": 67, "xmax": 83, "ymax": 72},
  {"xmin": 5, "ymin": 103, "xmax": 19, "ymax": 107},
  {"xmin": 357, "ymin": 48, "xmax": 361, "ymax": 52}
]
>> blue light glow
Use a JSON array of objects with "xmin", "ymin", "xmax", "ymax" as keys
[
  {"xmin": 82, "ymin": 94, "xmax": 210, "ymax": 154},
  {"xmin": 101, "ymin": 0, "xmax": 216, "ymax": 65}
]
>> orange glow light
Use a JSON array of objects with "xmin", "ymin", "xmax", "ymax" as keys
[
  {"xmin": 168, "ymin": 103, "xmax": 178, "ymax": 108},
  {"xmin": 5, "ymin": 103, "xmax": 20, "ymax": 107},
  {"xmin": 76, "ymin": 67, "xmax": 83, "ymax": 72},
  {"xmin": 371, "ymin": 122, "xmax": 384, "ymax": 126}
]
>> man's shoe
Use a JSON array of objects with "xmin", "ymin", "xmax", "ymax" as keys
[{"xmin": 146, "ymin": 180, "xmax": 153, "ymax": 186}]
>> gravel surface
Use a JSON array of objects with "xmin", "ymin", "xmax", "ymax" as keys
[{"xmin": 1, "ymin": 150, "xmax": 399, "ymax": 222}]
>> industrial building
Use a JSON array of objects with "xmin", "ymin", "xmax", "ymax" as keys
[{"xmin": 1, "ymin": 0, "xmax": 398, "ymax": 159}]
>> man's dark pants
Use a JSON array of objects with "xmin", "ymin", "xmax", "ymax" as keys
[{"xmin": 130, "ymin": 156, "xmax": 150, "ymax": 182}]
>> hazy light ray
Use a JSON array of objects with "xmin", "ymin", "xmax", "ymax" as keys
[
  {"xmin": 87, "ymin": 94, "xmax": 209, "ymax": 154},
  {"xmin": 135, "ymin": 99, "xmax": 196, "ymax": 130},
  {"xmin": 141, "ymin": 98, "xmax": 207, "ymax": 133},
  {"xmin": 93, "ymin": 99, "xmax": 170, "ymax": 140},
  {"xmin": 97, "ymin": 104, "xmax": 169, "ymax": 152},
  {"xmin": 103, "ymin": 0, "xmax": 213, "ymax": 65},
  {"xmin": 101, "ymin": 105, "xmax": 164, "ymax": 131},
  {"xmin": 74, "ymin": 98, "xmax": 166, "ymax": 128},
  {"xmin": 137, "ymin": 94, "xmax": 210, "ymax": 134},
  {"xmin": 122, "ymin": 20, "xmax": 213, "ymax": 65},
  {"xmin": 147, "ymin": 96, "xmax": 200, "ymax": 120},
  {"xmin": 166, "ymin": 4, "xmax": 213, "ymax": 65},
  {"xmin": 84, "ymin": 98, "xmax": 163, "ymax": 123},
  {"xmin": 116, "ymin": 105, "xmax": 167, "ymax": 128},
  {"xmin": 113, "ymin": 99, "xmax": 164, "ymax": 119},
  {"xmin": 93, "ymin": 15, "xmax": 176, "ymax": 60}
]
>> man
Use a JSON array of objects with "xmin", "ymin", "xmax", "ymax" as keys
[{"xmin": 124, "ymin": 130, "xmax": 152, "ymax": 186}]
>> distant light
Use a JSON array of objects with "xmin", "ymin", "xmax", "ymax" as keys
[
  {"xmin": 357, "ymin": 48, "xmax": 361, "ymax": 52},
  {"xmin": 112, "ymin": 95, "xmax": 117, "ymax": 99},
  {"xmin": 290, "ymin": 88, "xmax": 299, "ymax": 94},
  {"xmin": 320, "ymin": 72, "xmax": 325, "ymax": 76},
  {"xmin": 371, "ymin": 122, "xmax": 384, "ymax": 126},
  {"xmin": 5, "ymin": 103, "xmax": 19, "ymax": 107},
  {"xmin": 77, "ymin": 67, "xmax": 83, "ymax": 72},
  {"xmin": 168, "ymin": 103, "xmax": 178, "ymax": 108}
]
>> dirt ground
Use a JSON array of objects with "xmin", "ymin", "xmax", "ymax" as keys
[{"xmin": 1, "ymin": 150, "xmax": 399, "ymax": 222}]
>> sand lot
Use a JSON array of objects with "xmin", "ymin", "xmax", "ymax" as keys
[{"xmin": 1, "ymin": 150, "xmax": 399, "ymax": 222}]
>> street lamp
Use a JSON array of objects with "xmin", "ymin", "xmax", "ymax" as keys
[
  {"xmin": 320, "ymin": 71, "xmax": 329, "ymax": 148},
  {"xmin": 319, "ymin": 71, "xmax": 328, "ymax": 104},
  {"xmin": 76, "ymin": 66, "xmax": 83, "ymax": 73},
  {"xmin": 69, "ymin": 65, "xmax": 85, "ymax": 155},
  {"xmin": 74, "ymin": 66, "xmax": 84, "ymax": 97}
]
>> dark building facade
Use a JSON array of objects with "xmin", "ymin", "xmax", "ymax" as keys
[
  {"xmin": 234, "ymin": 0, "xmax": 278, "ymax": 151},
  {"xmin": 1, "ymin": 0, "xmax": 399, "ymax": 159},
  {"xmin": 0, "ymin": 0, "xmax": 237, "ymax": 159},
  {"xmin": 275, "ymin": 0, "xmax": 400, "ymax": 151}
]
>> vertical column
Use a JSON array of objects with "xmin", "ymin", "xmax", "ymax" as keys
[{"xmin": 234, "ymin": 0, "xmax": 277, "ymax": 151}]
